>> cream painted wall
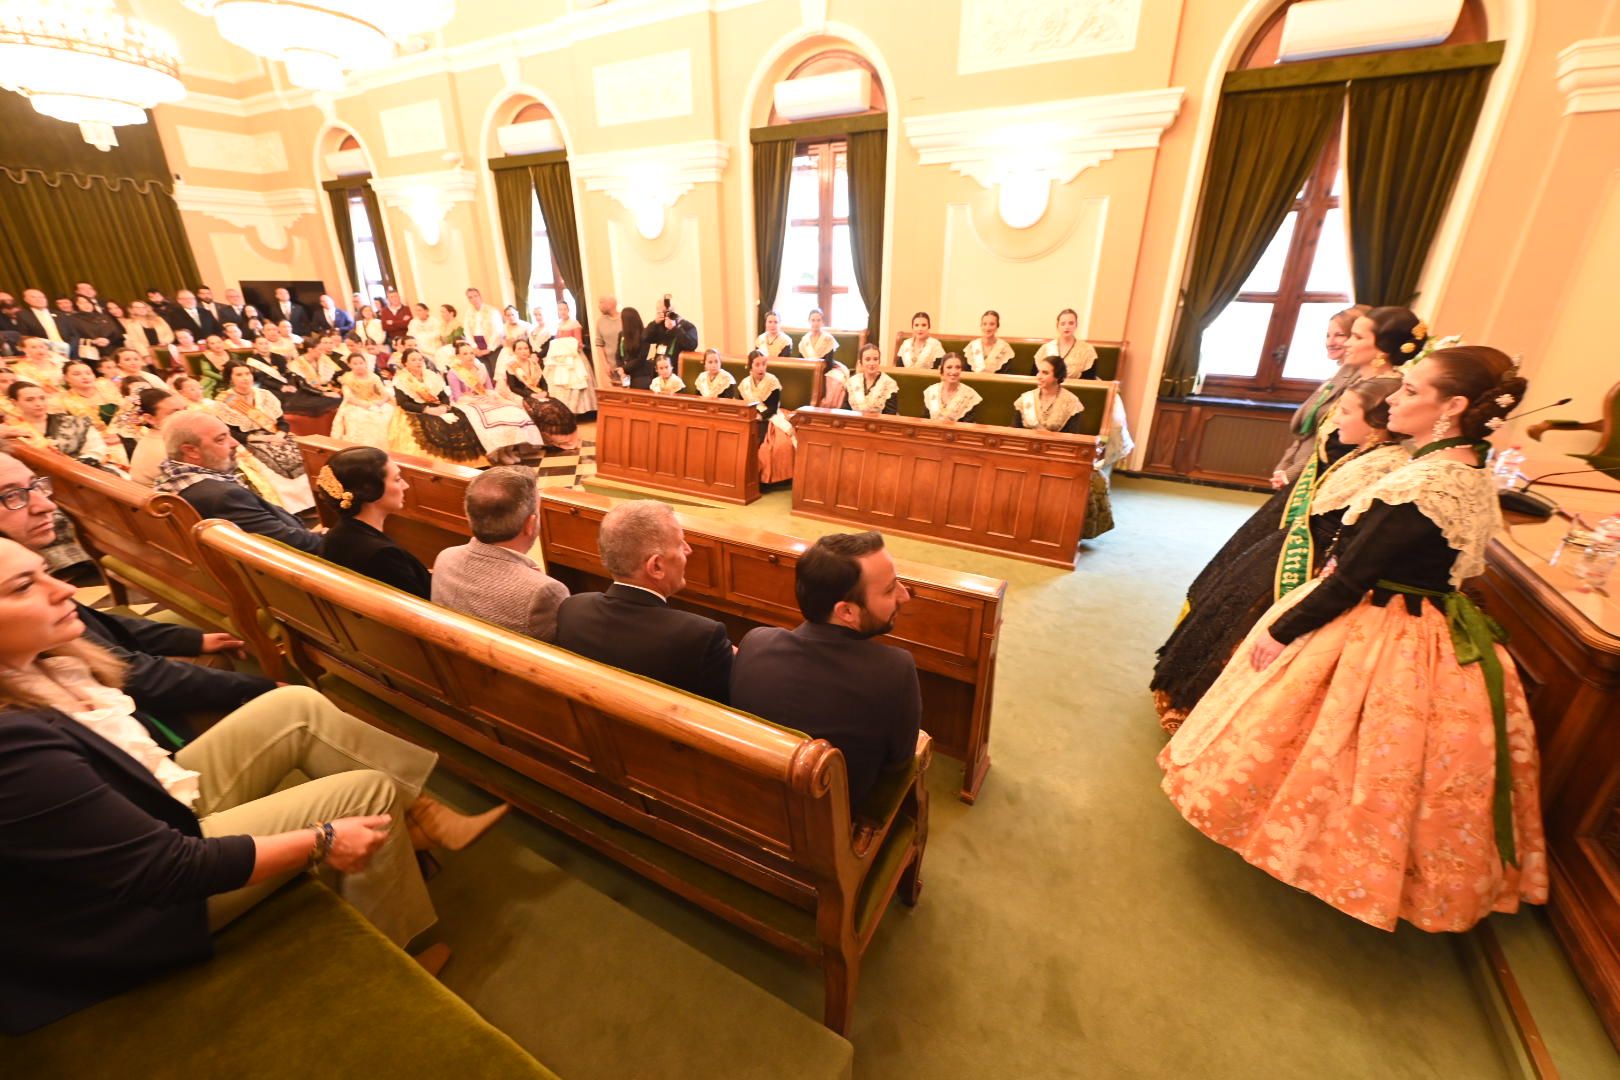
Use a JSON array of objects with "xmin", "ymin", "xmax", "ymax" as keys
[{"xmin": 143, "ymin": 0, "xmax": 1620, "ymax": 479}]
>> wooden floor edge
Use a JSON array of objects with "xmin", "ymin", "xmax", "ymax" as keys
[{"xmin": 1460, "ymin": 923, "xmax": 1561, "ymax": 1080}]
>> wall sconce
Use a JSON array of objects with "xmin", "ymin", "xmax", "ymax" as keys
[{"xmin": 996, "ymin": 171, "xmax": 1052, "ymax": 230}]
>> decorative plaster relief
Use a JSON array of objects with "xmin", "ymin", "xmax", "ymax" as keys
[
  {"xmin": 173, "ymin": 183, "xmax": 318, "ymax": 249},
  {"xmin": 380, "ymin": 100, "xmax": 449, "ymax": 158},
  {"xmin": 368, "ymin": 168, "xmax": 479, "ymax": 246},
  {"xmin": 176, "ymin": 126, "xmax": 289, "ymax": 175},
  {"xmin": 573, "ymin": 140, "xmax": 728, "ymax": 240},
  {"xmin": 940, "ymin": 198, "xmax": 1107, "ymax": 339},
  {"xmin": 592, "ymin": 49, "xmax": 694, "ymax": 127},
  {"xmin": 957, "ymin": 0, "xmax": 1141, "ymax": 76},
  {"xmin": 1557, "ymin": 37, "xmax": 1620, "ymax": 116}
]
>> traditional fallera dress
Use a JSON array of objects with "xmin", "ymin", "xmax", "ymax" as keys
[
  {"xmin": 817, "ymin": 359, "xmax": 850, "ymax": 409},
  {"xmin": 1012, "ymin": 387, "xmax": 1114, "ymax": 540},
  {"xmin": 1160, "ymin": 452, "xmax": 1548, "ymax": 932},
  {"xmin": 896, "ymin": 336, "xmax": 945, "ymax": 369},
  {"xmin": 1151, "ymin": 437, "xmax": 1410, "ymax": 730},
  {"xmin": 283, "ymin": 354, "xmax": 343, "ymax": 433},
  {"xmin": 797, "ymin": 331, "xmax": 838, "ymax": 361},
  {"xmin": 965, "ymin": 337, "xmax": 1015, "ymax": 374},
  {"xmin": 541, "ymin": 336, "xmax": 597, "ymax": 415},
  {"xmin": 845, "ymin": 371, "xmax": 899, "ymax": 415},
  {"xmin": 755, "ymin": 331, "xmax": 792, "ymax": 358},
  {"xmin": 694, "ymin": 370, "xmax": 738, "ymax": 398},
  {"xmin": 389, "ymin": 366, "xmax": 486, "ymax": 466},
  {"xmin": 54, "ymin": 383, "xmax": 126, "ymax": 453},
  {"xmin": 197, "ymin": 349, "xmax": 234, "ymax": 396},
  {"xmin": 739, "ymin": 372, "xmax": 794, "ymax": 484},
  {"xmin": 501, "ymin": 354, "xmax": 579, "ymax": 451},
  {"xmin": 214, "ymin": 387, "xmax": 317, "ymax": 514},
  {"xmin": 446, "ymin": 358, "xmax": 542, "ymax": 455},
  {"xmin": 649, "ymin": 374, "xmax": 686, "ymax": 395},
  {"xmin": 331, "ymin": 371, "xmax": 395, "ymax": 450},
  {"xmin": 1034, "ymin": 337, "xmax": 1099, "ymax": 377},
  {"xmin": 923, "ymin": 381, "xmax": 984, "ymax": 423}
]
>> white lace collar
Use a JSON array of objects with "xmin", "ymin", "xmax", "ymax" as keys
[{"xmin": 1342, "ymin": 456, "xmax": 1501, "ymax": 586}]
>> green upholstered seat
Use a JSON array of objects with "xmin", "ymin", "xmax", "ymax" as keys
[
  {"xmin": 906, "ymin": 334, "xmax": 1123, "ymax": 380},
  {"xmin": 884, "ymin": 368, "xmax": 1113, "ymax": 436},
  {"xmin": 677, "ymin": 352, "xmax": 820, "ymax": 409},
  {"xmin": 2, "ymin": 877, "xmax": 557, "ymax": 1078}
]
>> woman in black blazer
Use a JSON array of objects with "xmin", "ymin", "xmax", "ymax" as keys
[{"xmin": 316, "ymin": 446, "xmax": 433, "ymax": 599}]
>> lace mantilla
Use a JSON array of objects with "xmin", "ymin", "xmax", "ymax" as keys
[
  {"xmin": 1309, "ymin": 443, "xmax": 1410, "ymax": 515},
  {"xmin": 1342, "ymin": 456, "xmax": 1502, "ymax": 586}
]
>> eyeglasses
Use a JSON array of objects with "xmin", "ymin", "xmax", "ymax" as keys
[{"xmin": 0, "ymin": 476, "xmax": 52, "ymax": 511}]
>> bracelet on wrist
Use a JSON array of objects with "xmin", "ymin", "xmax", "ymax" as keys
[{"xmin": 307, "ymin": 821, "xmax": 335, "ymax": 870}]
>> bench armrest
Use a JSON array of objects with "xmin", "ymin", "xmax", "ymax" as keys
[{"xmin": 852, "ymin": 731, "xmax": 931, "ymax": 856}]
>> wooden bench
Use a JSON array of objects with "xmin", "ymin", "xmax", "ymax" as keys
[
  {"xmin": 779, "ymin": 328, "xmax": 868, "ymax": 369},
  {"xmin": 883, "ymin": 368, "xmax": 1119, "ymax": 437},
  {"xmin": 890, "ymin": 331, "xmax": 1125, "ymax": 381},
  {"xmin": 539, "ymin": 487, "xmax": 1005, "ymax": 803},
  {"xmin": 3, "ymin": 878, "xmax": 557, "ymax": 1078},
  {"xmin": 677, "ymin": 351, "xmax": 824, "ymax": 409},
  {"xmin": 9, "ymin": 441, "xmax": 237, "ymax": 633},
  {"xmin": 194, "ymin": 519, "xmax": 932, "ymax": 1034}
]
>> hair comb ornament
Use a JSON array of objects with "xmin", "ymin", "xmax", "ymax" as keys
[
  {"xmin": 315, "ymin": 466, "xmax": 353, "ymax": 509},
  {"xmin": 1511, "ymin": 353, "xmax": 1524, "ymax": 370},
  {"xmin": 1496, "ymin": 394, "xmax": 1517, "ymax": 409},
  {"xmin": 1411, "ymin": 321, "xmax": 1429, "ymax": 339},
  {"xmin": 1486, "ymin": 416, "xmax": 1506, "ymax": 431},
  {"xmin": 1401, "ymin": 332, "xmax": 1464, "ymax": 371}
]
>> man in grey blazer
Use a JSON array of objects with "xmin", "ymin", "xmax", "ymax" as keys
[{"xmin": 432, "ymin": 467, "xmax": 570, "ymax": 642}]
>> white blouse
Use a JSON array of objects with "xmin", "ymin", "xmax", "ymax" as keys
[
  {"xmin": 650, "ymin": 374, "xmax": 685, "ymax": 395},
  {"xmin": 1014, "ymin": 387, "xmax": 1083, "ymax": 432},
  {"xmin": 1035, "ymin": 338, "xmax": 1099, "ymax": 377},
  {"xmin": 965, "ymin": 338, "xmax": 1015, "ymax": 374},
  {"xmin": 896, "ymin": 336, "xmax": 945, "ymax": 369},
  {"xmin": 755, "ymin": 331, "xmax": 793, "ymax": 358},
  {"xmin": 694, "ymin": 370, "xmax": 736, "ymax": 398},
  {"xmin": 846, "ymin": 372, "xmax": 899, "ymax": 413},
  {"xmin": 797, "ymin": 331, "xmax": 838, "ymax": 361},
  {"xmin": 923, "ymin": 382, "xmax": 984, "ymax": 423},
  {"xmin": 738, "ymin": 372, "xmax": 782, "ymax": 409}
]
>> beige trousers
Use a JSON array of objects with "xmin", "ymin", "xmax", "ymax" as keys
[{"xmin": 174, "ymin": 685, "xmax": 439, "ymax": 947}]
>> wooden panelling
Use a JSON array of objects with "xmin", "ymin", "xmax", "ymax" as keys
[
  {"xmin": 539, "ymin": 487, "xmax": 1006, "ymax": 803},
  {"xmin": 790, "ymin": 408, "xmax": 1097, "ymax": 568},
  {"xmin": 595, "ymin": 387, "xmax": 762, "ymax": 505},
  {"xmin": 1142, "ymin": 399, "xmax": 1296, "ymax": 487}
]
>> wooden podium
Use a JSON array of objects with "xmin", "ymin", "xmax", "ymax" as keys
[
  {"xmin": 593, "ymin": 388, "xmax": 762, "ymax": 504},
  {"xmin": 790, "ymin": 408, "xmax": 1099, "ymax": 568}
]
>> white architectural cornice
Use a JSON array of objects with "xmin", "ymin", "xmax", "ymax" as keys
[
  {"xmin": 571, "ymin": 140, "xmax": 729, "ymax": 240},
  {"xmin": 367, "ymin": 168, "xmax": 480, "ymax": 246},
  {"xmin": 172, "ymin": 183, "xmax": 318, "ymax": 248},
  {"xmin": 1557, "ymin": 37, "xmax": 1620, "ymax": 116},
  {"xmin": 903, "ymin": 87, "xmax": 1184, "ymax": 228}
]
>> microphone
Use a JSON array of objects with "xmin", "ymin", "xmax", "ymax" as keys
[
  {"xmin": 1501, "ymin": 465, "xmax": 1620, "ymax": 520},
  {"xmin": 1510, "ymin": 397, "xmax": 1575, "ymax": 421}
]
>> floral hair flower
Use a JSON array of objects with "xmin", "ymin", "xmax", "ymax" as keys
[
  {"xmin": 1495, "ymin": 394, "xmax": 1516, "ymax": 408},
  {"xmin": 315, "ymin": 466, "xmax": 353, "ymax": 509},
  {"xmin": 1411, "ymin": 321, "xmax": 1429, "ymax": 339},
  {"xmin": 1486, "ymin": 416, "xmax": 1506, "ymax": 431},
  {"xmin": 1400, "ymin": 341, "xmax": 1417, "ymax": 354}
]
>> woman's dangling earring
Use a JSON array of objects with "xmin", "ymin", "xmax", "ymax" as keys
[
  {"xmin": 1431, "ymin": 415, "xmax": 1451, "ymax": 441},
  {"xmin": 1372, "ymin": 352, "xmax": 1388, "ymax": 370}
]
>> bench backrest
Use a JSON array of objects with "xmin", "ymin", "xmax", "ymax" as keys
[
  {"xmin": 882, "ymin": 368, "xmax": 1117, "ymax": 436},
  {"xmin": 778, "ymin": 328, "xmax": 868, "ymax": 369},
  {"xmin": 195, "ymin": 519, "xmax": 858, "ymax": 891},
  {"xmin": 890, "ymin": 332, "xmax": 1124, "ymax": 381},
  {"xmin": 296, "ymin": 435, "xmax": 482, "ymax": 567},
  {"xmin": 678, "ymin": 352, "xmax": 823, "ymax": 409},
  {"xmin": 9, "ymin": 441, "xmax": 232, "ymax": 631}
]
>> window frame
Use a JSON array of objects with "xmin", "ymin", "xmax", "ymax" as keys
[
  {"xmin": 775, "ymin": 138, "xmax": 864, "ymax": 331},
  {"xmin": 1198, "ymin": 128, "xmax": 1350, "ymax": 403},
  {"xmin": 345, "ymin": 189, "xmax": 389, "ymax": 308},
  {"xmin": 526, "ymin": 191, "xmax": 574, "ymax": 319}
]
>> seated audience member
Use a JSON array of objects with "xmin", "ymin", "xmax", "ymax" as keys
[
  {"xmin": 965, "ymin": 310, "xmax": 1015, "ymax": 373},
  {"xmin": 0, "ymin": 451, "xmax": 273, "ymax": 731},
  {"xmin": 330, "ymin": 351, "xmax": 394, "ymax": 450},
  {"xmin": 797, "ymin": 307, "xmax": 838, "ymax": 361},
  {"xmin": 756, "ymin": 310, "xmax": 791, "ymax": 358},
  {"xmin": 13, "ymin": 336, "xmax": 63, "ymax": 390},
  {"xmin": 739, "ymin": 349, "xmax": 794, "ymax": 483},
  {"xmin": 730, "ymin": 531, "xmax": 921, "ymax": 808},
  {"xmin": 649, "ymin": 355, "xmax": 684, "ymax": 394},
  {"xmin": 1035, "ymin": 307, "xmax": 1099, "ymax": 377},
  {"xmin": 432, "ymin": 467, "xmax": 569, "ymax": 642},
  {"xmin": 1011, "ymin": 356, "xmax": 1115, "ymax": 539},
  {"xmin": 923, "ymin": 353, "xmax": 984, "ymax": 423},
  {"xmin": 693, "ymin": 348, "xmax": 738, "ymax": 398},
  {"xmin": 556, "ymin": 500, "xmax": 734, "ymax": 703},
  {"xmin": 214, "ymin": 361, "xmax": 316, "ymax": 514},
  {"xmin": 846, "ymin": 343, "xmax": 900, "ymax": 415},
  {"xmin": 316, "ymin": 447, "xmax": 432, "ymax": 600},
  {"xmin": 120, "ymin": 300, "xmax": 175, "ymax": 365},
  {"xmin": 156, "ymin": 411, "xmax": 323, "ymax": 554},
  {"xmin": 16, "ymin": 288, "xmax": 80, "ymax": 358},
  {"xmin": 3, "ymin": 380, "xmax": 114, "ymax": 469},
  {"xmin": 0, "ymin": 537, "xmax": 507, "ymax": 1034},
  {"xmin": 895, "ymin": 312, "xmax": 945, "ymax": 369},
  {"xmin": 128, "ymin": 388, "xmax": 185, "ymax": 486}
]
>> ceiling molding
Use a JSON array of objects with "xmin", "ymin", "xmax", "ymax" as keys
[
  {"xmin": 1557, "ymin": 37, "xmax": 1620, "ymax": 116},
  {"xmin": 172, "ymin": 183, "xmax": 318, "ymax": 248}
]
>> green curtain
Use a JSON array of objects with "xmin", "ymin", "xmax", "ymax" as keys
[
  {"xmin": 326, "ymin": 186, "xmax": 359, "ymax": 297},
  {"xmin": 845, "ymin": 129, "xmax": 886, "ymax": 341},
  {"xmin": 0, "ymin": 174, "xmax": 199, "ymax": 303},
  {"xmin": 752, "ymin": 139, "xmax": 795, "ymax": 333},
  {"xmin": 1345, "ymin": 65, "xmax": 1496, "ymax": 306},
  {"xmin": 1159, "ymin": 85, "xmax": 1343, "ymax": 398},
  {"xmin": 530, "ymin": 161, "xmax": 588, "ymax": 343},
  {"xmin": 492, "ymin": 168, "xmax": 535, "ymax": 310},
  {"xmin": 357, "ymin": 182, "xmax": 396, "ymax": 292}
]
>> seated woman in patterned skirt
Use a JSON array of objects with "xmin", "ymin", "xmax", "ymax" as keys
[{"xmin": 387, "ymin": 348, "xmax": 486, "ymax": 467}]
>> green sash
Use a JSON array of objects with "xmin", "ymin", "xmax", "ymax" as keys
[
  {"xmin": 1274, "ymin": 452, "xmax": 1320, "ymax": 600},
  {"xmin": 1375, "ymin": 580, "xmax": 1518, "ymax": 868}
]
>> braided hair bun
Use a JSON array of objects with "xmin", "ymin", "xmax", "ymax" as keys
[
  {"xmin": 1423, "ymin": 345, "xmax": 1527, "ymax": 442},
  {"xmin": 1365, "ymin": 306, "xmax": 1427, "ymax": 362}
]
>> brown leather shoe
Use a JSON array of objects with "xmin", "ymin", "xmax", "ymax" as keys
[{"xmin": 405, "ymin": 795, "xmax": 509, "ymax": 852}]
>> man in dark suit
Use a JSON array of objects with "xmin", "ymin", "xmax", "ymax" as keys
[
  {"xmin": 218, "ymin": 287, "xmax": 252, "ymax": 335},
  {"xmin": 556, "ymin": 500, "xmax": 733, "ymax": 703},
  {"xmin": 0, "ymin": 451, "xmax": 277, "ymax": 736},
  {"xmin": 169, "ymin": 289, "xmax": 221, "ymax": 340},
  {"xmin": 730, "ymin": 531, "xmax": 921, "ymax": 808},
  {"xmin": 14, "ymin": 288, "xmax": 80, "ymax": 357},
  {"xmin": 271, "ymin": 286, "xmax": 310, "ymax": 336},
  {"xmin": 155, "ymin": 412, "xmax": 323, "ymax": 554}
]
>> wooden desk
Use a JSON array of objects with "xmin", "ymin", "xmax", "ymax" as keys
[
  {"xmin": 539, "ymin": 487, "xmax": 1006, "ymax": 803},
  {"xmin": 1477, "ymin": 493, "xmax": 1620, "ymax": 1051},
  {"xmin": 790, "ymin": 408, "xmax": 1099, "ymax": 568},
  {"xmin": 595, "ymin": 387, "xmax": 762, "ymax": 505}
]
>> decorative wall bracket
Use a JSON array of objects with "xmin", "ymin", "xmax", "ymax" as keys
[
  {"xmin": 903, "ymin": 87, "xmax": 1184, "ymax": 229},
  {"xmin": 172, "ymin": 182, "xmax": 319, "ymax": 249},
  {"xmin": 571, "ymin": 139, "xmax": 729, "ymax": 240},
  {"xmin": 367, "ymin": 167, "xmax": 479, "ymax": 246},
  {"xmin": 1557, "ymin": 37, "xmax": 1620, "ymax": 116}
]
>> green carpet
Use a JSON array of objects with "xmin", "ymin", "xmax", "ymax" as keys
[{"xmin": 419, "ymin": 476, "xmax": 1619, "ymax": 1078}]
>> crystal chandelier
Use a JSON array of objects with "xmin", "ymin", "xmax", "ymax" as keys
[
  {"xmin": 182, "ymin": 0, "xmax": 454, "ymax": 91},
  {"xmin": 0, "ymin": 1, "xmax": 184, "ymax": 140}
]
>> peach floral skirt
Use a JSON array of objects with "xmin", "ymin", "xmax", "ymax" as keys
[{"xmin": 1159, "ymin": 581, "xmax": 1548, "ymax": 932}]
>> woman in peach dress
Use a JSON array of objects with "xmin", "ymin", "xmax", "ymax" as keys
[{"xmin": 1161, "ymin": 346, "xmax": 1547, "ymax": 933}]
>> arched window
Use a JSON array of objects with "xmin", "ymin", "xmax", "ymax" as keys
[
  {"xmin": 321, "ymin": 132, "xmax": 394, "ymax": 307},
  {"xmin": 508, "ymin": 104, "xmax": 575, "ymax": 320}
]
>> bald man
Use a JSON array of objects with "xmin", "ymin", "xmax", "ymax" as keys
[
  {"xmin": 593, "ymin": 294, "xmax": 622, "ymax": 389},
  {"xmin": 156, "ymin": 412, "xmax": 323, "ymax": 553}
]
